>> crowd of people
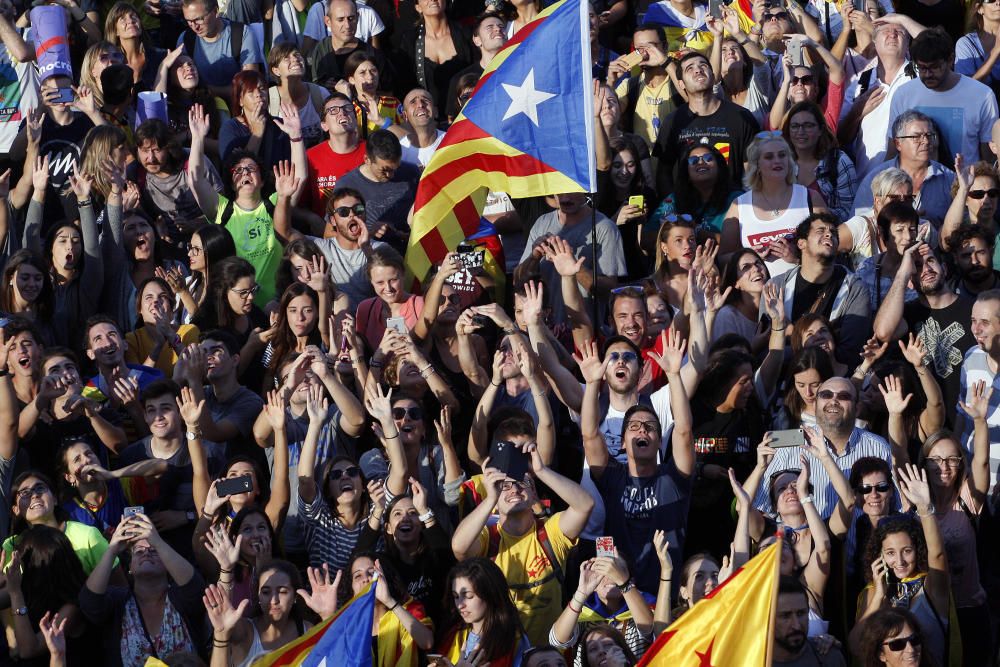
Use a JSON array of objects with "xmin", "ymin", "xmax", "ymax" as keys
[{"xmin": 0, "ymin": 0, "xmax": 999, "ymax": 664}]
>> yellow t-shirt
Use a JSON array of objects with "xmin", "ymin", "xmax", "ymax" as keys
[
  {"xmin": 125, "ymin": 324, "xmax": 201, "ymax": 375},
  {"xmin": 615, "ymin": 74, "xmax": 676, "ymax": 150},
  {"xmin": 475, "ymin": 512, "xmax": 575, "ymax": 646}
]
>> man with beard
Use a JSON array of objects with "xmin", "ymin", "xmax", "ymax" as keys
[
  {"xmin": 132, "ymin": 119, "xmax": 224, "ymax": 234},
  {"xmin": 752, "ymin": 377, "xmax": 893, "ymax": 517},
  {"xmin": 948, "ymin": 224, "xmax": 1000, "ymax": 297},
  {"xmin": 579, "ymin": 331, "xmax": 694, "ymax": 594},
  {"xmin": 957, "ymin": 290, "xmax": 1000, "ymax": 467},
  {"xmin": 764, "ymin": 213, "xmax": 871, "ymax": 365},
  {"xmin": 773, "ymin": 576, "xmax": 846, "ymax": 666},
  {"xmin": 654, "ymin": 50, "xmax": 759, "ymax": 193},
  {"xmin": 275, "ymin": 186, "xmax": 385, "ymax": 308},
  {"xmin": 874, "ymin": 241, "xmax": 975, "ymax": 426}
]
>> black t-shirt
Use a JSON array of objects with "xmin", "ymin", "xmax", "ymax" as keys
[
  {"xmin": 593, "ymin": 456, "xmax": 692, "ymax": 593},
  {"xmin": 792, "ymin": 274, "xmax": 826, "ymax": 321},
  {"xmin": 653, "ymin": 100, "xmax": 760, "ymax": 193},
  {"xmin": 16, "ymin": 408, "xmax": 108, "ymax": 483},
  {"xmin": 38, "ymin": 113, "xmax": 94, "ymax": 228},
  {"xmin": 903, "ymin": 295, "xmax": 976, "ymax": 426}
]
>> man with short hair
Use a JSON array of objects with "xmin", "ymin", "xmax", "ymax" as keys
[
  {"xmin": 854, "ymin": 110, "xmax": 955, "ymax": 224},
  {"xmin": 337, "ymin": 128, "xmax": 420, "ymax": 238},
  {"xmin": 773, "ymin": 576, "xmax": 846, "ymax": 666},
  {"xmin": 399, "ymin": 88, "xmax": 445, "ymax": 169},
  {"xmin": 178, "ymin": 0, "xmax": 263, "ymax": 100},
  {"xmin": 887, "ymin": 26, "xmax": 998, "ymax": 166},
  {"xmin": 300, "ymin": 0, "xmax": 384, "ymax": 56},
  {"xmin": 607, "ymin": 24, "xmax": 676, "ymax": 154},
  {"xmin": 957, "ymin": 289, "xmax": 1000, "ymax": 470},
  {"xmin": 306, "ymin": 93, "xmax": 366, "ymax": 216},
  {"xmin": 752, "ymin": 377, "xmax": 894, "ymax": 517},
  {"xmin": 444, "ymin": 13, "xmax": 506, "ymax": 121},
  {"xmin": 308, "ymin": 0, "xmax": 384, "ymax": 89},
  {"xmin": 948, "ymin": 224, "xmax": 1000, "ymax": 297},
  {"xmin": 654, "ymin": 50, "xmax": 759, "ymax": 193},
  {"xmin": 874, "ymin": 241, "xmax": 974, "ymax": 427},
  {"xmin": 765, "ymin": 213, "xmax": 872, "ymax": 365}
]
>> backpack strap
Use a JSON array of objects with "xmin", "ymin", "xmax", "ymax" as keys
[
  {"xmin": 183, "ymin": 29, "xmax": 196, "ymax": 60},
  {"xmin": 486, "ymin": 523, "xmax": 502, "ymax": 559},
  {"xmin": 535, "ymin": 518, "xmax": 564, "ymax": 585},
  {"xmin": 219, "ymin": 198, "xmax": 236, "ymax": 227}
]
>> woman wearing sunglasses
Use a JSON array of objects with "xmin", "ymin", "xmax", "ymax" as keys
[
  {"xmin": 940, "ymin": 159, "xmax": 1000, "ymax": 265},
  {"xmin": 651, "ymin": 142, "xmax": 739, "ymax": 243},
  {"xmin": 859, "ymin": 608, "xmax": 933, "ymax": 667},
  {"xmin": 915, "ymin": 383, "xmax": 992, "ymax": 665},
  {"xmin": 767, "ymin": 40, "xmax": 846, "ymax": 136},
  {"xmin": 855, "ymin": 464, "xmax": 951, "ymax": 667}
]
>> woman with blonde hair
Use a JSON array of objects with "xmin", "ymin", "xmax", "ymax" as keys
[
  {"xmin": 721, "ymin": 132, "xmax": 826, "ymax": 279},
  {"xmin": 77, "ymin": 125, "xmax": 129, "ymax": 212},
  {"xmin": 78, "ymin": 41, "xmax": 125, "ymax": 109},
  {"xmin": 103, "ymin": 2, "xmax": 165, "ymax": 90}
]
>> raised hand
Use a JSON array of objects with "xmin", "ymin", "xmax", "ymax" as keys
[
  {"xmin": 899, "ymin": 333, "xmax": 928, "ymax": 369},
  {"xmin": 800, "ymin": 425, "xmax": 830, "ymax": 460},
  {"xmin": 514, "ymin": 345, "xmax": 538, "ymax": 380},
  {"xmin": 591, "ymin": 551, "xmax": 631, "ymax": 587},
  {"xmin": 111, "ymin": 376, "xmax": 140, "ymax": 409},
  {"xmin": 573, "ymin": 338, "xmax": 608, "ymax": 384},
  {"xmin": 859, "ymin": 336, "xmax": 888, "ymax": 368},
  {"xmin": 762, "ymin": 282, "xmax": 785, "ymax": 325},
  {"xmin": 520, "ymin": 280, "xmax": 545, "ymax": 326},
  {"xmin": 728, "ymin": 467, "xmax": 751, "ymax": 509},
  {"xmin": 176, "ymin": 384, "xmax": 205, "ymax": 428},
  {"xmin": 273, "ymin": 160, "xmax": 301, "ymax": 199},
  {"xmin": 796, "ymin": 453, "xmax": 812, "ymax": 498},
  {"xmin": 577, "ymin": 558, "xmax": 604, "ymax": 595},
  {"xmin": 480, "ymin": 458, "xmax": 507, "ymax": 504},
  {"xmin": 649, "ymin": 327, "xmax": 686, "ymax": 375},
  {"xmin": 67, "ymin": 164, "xmax": 93, "ymax": 200},
  {"xmin": 960, "ymin": 379, "xmax": 993, "ymax": 421},
  {"xmin": 39, "ymin": 611, "xmax": 68, "ymax": 659},
  {"xmin": 434, "ymin": 404, "xmax": 453, "ymax": 448},
  {"xmin": 277, "ymin": 101, "xmax": 302, "ymax": 138},
  {"xmin": 878, "ymin": 375, "xmax": 913, "ymax": 416},
  {"xmin": 756, "ymin": 433, "xmax": 778, "ymax": 469},
  {"xmin": 188, "ymin": 103, "xmax": 210, "ymax": 142},
  {"xmin": 652, "ymin": 529, "xmax": 672, "ymax": 577},
  {"xmin": 298, "ymin": 565, "xmax": 342, "ymax": 618},
  {"xmin": 25, "ymin": 108, "xmax": 43, "ymax": 147},
  {"xmin": 896, "ymin": 463, "xmax": 932, "ymax": 513},
  {"xmin": 204, "ymin": 583, "xmax": 250, "ymax": 634},
  {"xmin": 364, "ymin": 383, "xmax": 393, "ymax": 424},
  {"xmin": 542, "ymin": 237, "xmax": 585, "ymax": 277},
  {"xmin": 204, "ymin": 523, "xmax": 242, "ymax": 571},
  {"xmin": 71, "ymin": 85, "xmax": 96, "ymax": 114},
  {"xmin": 263, "ymin": 389, "xmax": 287, "ymax": 430},
  {"xmin": 409, "ymin": 476, "xmax": 430, "ymax": 515},
  {"xmin": 305, "ymin": 382, "xmax": 328, "ymax": 423}
]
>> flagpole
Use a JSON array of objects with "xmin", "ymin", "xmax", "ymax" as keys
[{"xmin": 590, "ymin": 194, "xmax": 599, "ymax": 328}]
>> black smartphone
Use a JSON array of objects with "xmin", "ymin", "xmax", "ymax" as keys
[
  {"xmin": 216, "ymin": 474, "xmax": 253, "ymax": 497},
  {"xmin": 488, "ymin": 440, "xmax": 530, "ymax": 482}
]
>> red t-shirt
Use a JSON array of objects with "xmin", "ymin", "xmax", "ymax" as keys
[{"xmin": 306, "ymin": 140, "xmax": 366, "ymax": 216}]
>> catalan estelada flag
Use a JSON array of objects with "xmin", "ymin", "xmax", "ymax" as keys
[
  {"xmin": 638, "ymin": 536, "xmax": 782, "ymax": 667},
  {"xmin": 404, "ymin": 0, "xmax": 596, "ymax": 293},
  {"xmin": 251, "ymin": 582, "xmax": 376, "ymax": 667}
]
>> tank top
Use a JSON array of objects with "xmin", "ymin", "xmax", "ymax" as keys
[
  {"xmin": 736, "ymin": 184, "xmax": 810, "ymax": 279},
  {"xmin": 237, "ymin": 622, "xmax": 265, "ymax": 667}
]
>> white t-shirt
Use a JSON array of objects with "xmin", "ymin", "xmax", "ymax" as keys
[
  {"xmin": 0, "ymin": 42, "xmax": 38, "ymax": 154},
  {"xmin": 399, "ymin": 129, "xmax": 445, "ymax": 168},
  {"xmin": 886, "ymin": 75, "xmax": 998, "ymax": 167},
  {"xmin": 805, "ymin": 0, "xmax": 893, "ymax": 43},
  {"xmin": 840, "ymin": 58, "xmax": 914, "ymax": 178},
  {"xmin": 304, "ymin": 0, "xmax": 384, "ymax": 43},
  {"xmin": 735, "ymin": 185, "xmax": 811, "ymax": 279}
]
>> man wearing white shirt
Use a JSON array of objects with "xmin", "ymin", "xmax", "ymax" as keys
[
  {"xmin": 398, "ymin": 88, "xmax": 444, "ymax": 169},
  {"xmin": 957, "ymin": 289, "xmax": 1000, "ymax": 478}
]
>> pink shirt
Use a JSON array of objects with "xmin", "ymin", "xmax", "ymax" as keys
[{"xmin": 355, "ymin": 294, "xmax": 425, "ymax": 350}]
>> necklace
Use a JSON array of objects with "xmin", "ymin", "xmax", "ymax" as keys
[{"xmin": 758, "ymin": 188, "xmax": 786, "ymax": 217}]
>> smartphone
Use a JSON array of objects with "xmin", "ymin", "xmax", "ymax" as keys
[
  {"xmin": 596, "ymin": 536, "xmax": 615, "ymax": 559},
  {"xmin": 123, "ymin": 505, "xmax": 144, "ymax": 518},
  {"xmin": 216, "ymin": 474, "xmax": 253, "ymax": 497},
  {"xmin": 53, "ymin": 87, "xmax": 75, "ymax": 104},
  {"xmin": 769, "ymin": 429, "xmax": 805, "ymax": 448},
  {"xmin": 786, "ymin": 38, "xmax": 804, "ymax": 67},
  {"xmin": 386, "ymin": 317, "xmax": 407, "ymax": 335},
  {"xmin": 628, "ymin": 194, "xmax": 644, "ymax": 209},
  {"xmin": 709, "ymin": 0, "xmax": 724, "ymax": 18},
  {"xmin": 472, "ymin": 314, "xmax": 490, "ymax": 327},
  {"xmin": 620, "ymin": 49, "xmax": 646, "ymax": 69},
  {"xmin": 488, "ymin": 439, "xmax": 530, "ymax": 483}
]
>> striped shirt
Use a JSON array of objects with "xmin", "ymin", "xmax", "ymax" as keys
[
  {"xmin": 298, "ymin": 493, "xmax": 368, "ymax": 571},
  {"xmin": 956, "ymin": 346, "xmax": 1000, "ymax": 481},
  {"xmin": 752, "ymin": 428, "xmax": 893, "ymax": 518}
]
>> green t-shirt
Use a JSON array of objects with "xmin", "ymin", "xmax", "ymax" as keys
[
  {"xmin": 3, "ymin": 521, "xmax": 116, "ymax": 576},
  {"xmin": 216, "ymin": 193, "xmax": 281, "ymax": 306}
]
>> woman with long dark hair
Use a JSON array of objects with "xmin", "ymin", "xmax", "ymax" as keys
[
  {"xmin": 154, "ymin": 50, "xmax": 224, "ymax": 151},
  {"xmin": 344, "ymin": 51, "xmax": 402, "ymax": 133},
  {"xmin": 174, "ymin": 224, "xmax": 236, "ymax": 323},
  {"xmin": 0, "ymin": 250, "xmax": 55, "ymax": 343},
  {"xmin": 714, "ymin": 248, "xmax": 769, "ymax": 345},
  {"xmin": 191, "ymin": 257, "xmax": 269, "ymax": 347},
  {"xmin": 859, "ymin": 607, "xmax": 934, "ymax": 667},
  {"xmin": 781, "ymin": 100, "xmax": 857, "ymax": 221},
  {"xmin": 599, "ymin": 137, "xmax": 656, "ymax": 280},
  {"xmin": 103, "ymin": 2, "xmax": 166, "ymax": 90},
  {"xmin": 264, "ymin": 283, "xmax": 324, "ymax": 388},
  {"xmin": 438, "ymin": 557, "xmax": 529, "ymax": 665},
  {"xmin": 651, "ymin": 141, "xmax": 739, "ymax": 240},
  {"xmin": 772, "ymin": 347, "xmax": 836, "ymax": 430}
]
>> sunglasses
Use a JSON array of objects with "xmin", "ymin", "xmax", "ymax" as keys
[
  {"xmin": 329, "ymin": 466, "xmax": 361, "ymax": 480},
  {"xmin": 856, "ymin": 481, "xmax": 891, "ymax": 494},
  {"xmin": 968, "ymin": 188, "xmax": 1000, "ymax": 199},
  {"xmin": 392, "ymin": 406, "xmax": 423, "ymax": 421},
  {"xmin": 883, "ymin": 193, "xmax": 916, "ymax": 203},
  {"xmin": 756, "ymin": 130, "xmax": 783, "ymax": 140},
  {"xmin": 763, "ymin": 11, "xmax": 790, "ymax": 21},
  {"xmin": 790, "ymin": 74, "xmax": 815, "ymax": 85},
  {"xmin": 883, "ymin": 634, "xmax": 922, "ymax": 652},
  {"xmin": 817, "ymin": 389, "xmax": 853, "ymax": 401},
  {"xmin": 334, "ymin": 203, "xmax": 366, "ymax": 218},
  {"xmin": 607, "ymin": 350, "xmax": 638, "ymax": 363},
  {"xmin": 687, "ymin": 154, "xmax": 715, "ymax": 165}
]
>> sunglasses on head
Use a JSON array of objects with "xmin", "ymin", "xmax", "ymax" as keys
[
  {"xmin": 883, "ymin": 634, "xmax": 922, "ymax": 652},
  {"xmin": 392, "ymin": 406, "xmax": 423, "ymax": 421},
  {"xmin": 687, "ymin": 153, "xmax": 715, "ymax": 165},
  {"xmin": 817, "ymin": 389, "xmax": 853, "ymax": 401},
  {"xmin": 790, "ymin": 74, "xmax": 815, "ymax": 85},
  {"xmin": 334, "ymin": 203, "xmax": 366, "ymax": 218},
  {"xmin": 329, "ymin": 466, "xmax": 361, "ymax": 480},
  {"xmin": 857, "ymin": 481, "xmax": 891, "ymax": 494},
  {"xmin": 607, "ymin": 350, "xmax": 638, "ymax": 363},
  {"xmin": 968, "ymin": 188, "xmax": 1000, "ymax": 199}
]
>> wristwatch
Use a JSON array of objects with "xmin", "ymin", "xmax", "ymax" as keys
[
  {"xmin": 185, "ymin": 430, "xmax": 201, "ymax": 441},
  {"xmin": 13, "ymin": 606, "xmax": 27, "ymax": 616},
  {"xmin": 418, "ymin": 509, "xmax": 435, "ymax": 523},
  {"xmin": 617, "ymin": 580, "xmax": 636, "ymax": 595}
]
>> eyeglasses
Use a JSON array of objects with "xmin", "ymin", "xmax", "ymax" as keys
[
  {"xmin": 607, "ymin": 350, "xmax": 638, "ymax": 363},
  {"xmin": 626, "ymin": 420, "xmax": 659, "ymax": 433},
  {"xmin": 334, "ymin": 203, "xmax": 366, "ymax": 218},
  {"xmin": 790, "ymin": 75, "xmax": 815, "ymax": 86},
  {"xmin": 231, "ymin": 164, "xmax": 259, "ymax": 176},
  {"xmin": 925, "ymin": 455, "xmax": 963, "ymax": 467},
  {"xmin": 883, "ymin": 634, "xmax": 922, "ymax": 652},
  {"xmin": 968, "ymin": 188, "xmax": 1000, "ymax": 199},
  {"xmin": 687, "ymin": 154, "xmax": 715, "ymax": 165},
  {"xmin": 188, "ymin": 245, "xmax": 203, "ymax": 256},
  {"xmin": 99, "ymin": 52, "xmax": 125, "ymax": 64},
  {"xmin": 756, "ymin": 130, "xmax": 783, "ymax": 140},
  {"xmin": 789, "ymin": 121, "xmax": 818, "ymax": 131},
  {"xmin": 896, "ymin": 132, "xmax": 937, "ymax": 143},
  {"xmin": 857, "ymin": 481, "xmax": 892, "ymax": 495},
  {"xmin": 230, "ymin": 284, "xmax": 260, "ymax": 300},
  {"xmin": 329, "ymin": 466, "xmax": 361, "ymax": 480},
  {"xmin": 883, "ymin": 193, "xmax": 916, "ymax": 203},
  {"xmin": 817, "ymin": 389, "xmax": 854, "ymax": 401},
  {"xmin": 500, "ymin": 479, "xmax": 532, "ymax": 491},
  {"xmin": 325, "ymin": 104, "xmax": 354, "ymax": 117},
  {"xmin": 763, "ymin": 11, "xmax": 790, "ymax": 20},
  {"xmin": 392, "ymin": 406, "xmax": 423, "ymax": 421},
  {"xmin": 16, "ymin": 483, "xmax": 49, "ymax": 501},
  {"xmin": 133, "ymin": 546, "xmax": 158, "ymax": 557},
  {"xmin": 185, "ymin": 10, "xmax": 213, "ymax": 25}
]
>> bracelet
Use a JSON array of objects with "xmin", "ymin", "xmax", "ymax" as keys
[
  {"xmin": 660, "ymin": 577, "xmax": 672, "ymax": 582},
  {"xmin": 916, "ymin": 504, "xmax": 935, "ymax": 517},
  {"xmin": 219, "ymin": 568, "xmax": 232, "ymax": 574},
  {"xmin": 568, "ymin": 601, "xmax": 582, "ymax": 614},
  {"xmin": 418, "ymin": 509, "xmax": 435, "ymax": 523},
  {"xmin": 288, "ymin": 136, "xmax": 303, "ymax": 142},
  {"xmin": 384, "ymin": 433, "xmax": 400, "ymax": 439},
  {"xmin": 419, "ymin": 365, "xmax": 436, "ymax": 378},
  {"xmin": 213, "ymin": 640, "xmax": 229, "ymax": 648},
  {"xmin": 77, "ymin": 198, "xmax": 92, "ymax": 207},
  {"xmin": 800, "ymin": 495, "xmax": 814, "ymax": 505},
  {"xmin": 0, "ymin": 368, "xmax": 9, "ymax": 378},
  {"xmin": 490, "ymin": 380, "xmax": 502, "ymax": 387},
  {"xmin": 201, "ymin": 511, "xmax": 215, "ymax": 521},
  {"xmin": 387, "ymin": 600, "xmax": 400, "ymax": 611}
]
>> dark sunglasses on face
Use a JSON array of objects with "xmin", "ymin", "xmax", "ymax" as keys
[
  {"xmin": 883, "ymin": 634, "xmax": 922, "ymax": 652},
  {"xmin": 334, "ymin": 204, "xmax": 366, "ymax": 218},
  {"xmin": 329, "ymin": 466, "xmax": 362, "ymax": 480},
  {"xmin": 392, "ymin": 406, "xmax": 423, "ymax": 421},
  {"xmin": 817, "ymin": 389, "xmax": 853, "ymax": 401},
  {"xmin": 607, "ymin": 350, "xmax": 638, "ymax": 363},
  {"xmin": 439, "ymin": 293, "xmax": 461, "ymax": 306},
  {"xmin": 763, "ymin": 11, "xmax": 790, "ymax": 20},
  {"xmin": 687, "ymin": 154, "xmax": 715, "ymax": 165},
  {"xmin": 968, "ymin": 188, "xmax": 1000, "ymax": 199},
  {"xmin": 857, "ymin": 481, "xmax": 892, "ymax": 494},
  {"xmin": 790, "ymin": 74, "xmax": 815, "ymax": 85}
]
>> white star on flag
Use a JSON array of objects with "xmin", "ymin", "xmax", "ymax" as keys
[{"xmin": 501, "ymin": 69, "xmax": 556, "ymax": 126}]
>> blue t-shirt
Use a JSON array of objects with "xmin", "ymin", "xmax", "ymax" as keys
[{"xmin": 176, "ymin": 20, "xmax": 263, "ymax": 87}]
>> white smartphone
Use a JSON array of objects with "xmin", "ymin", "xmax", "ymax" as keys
[{"xmin": 386, "ymin": 317, "xmax": 407, "ymax": 334}]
